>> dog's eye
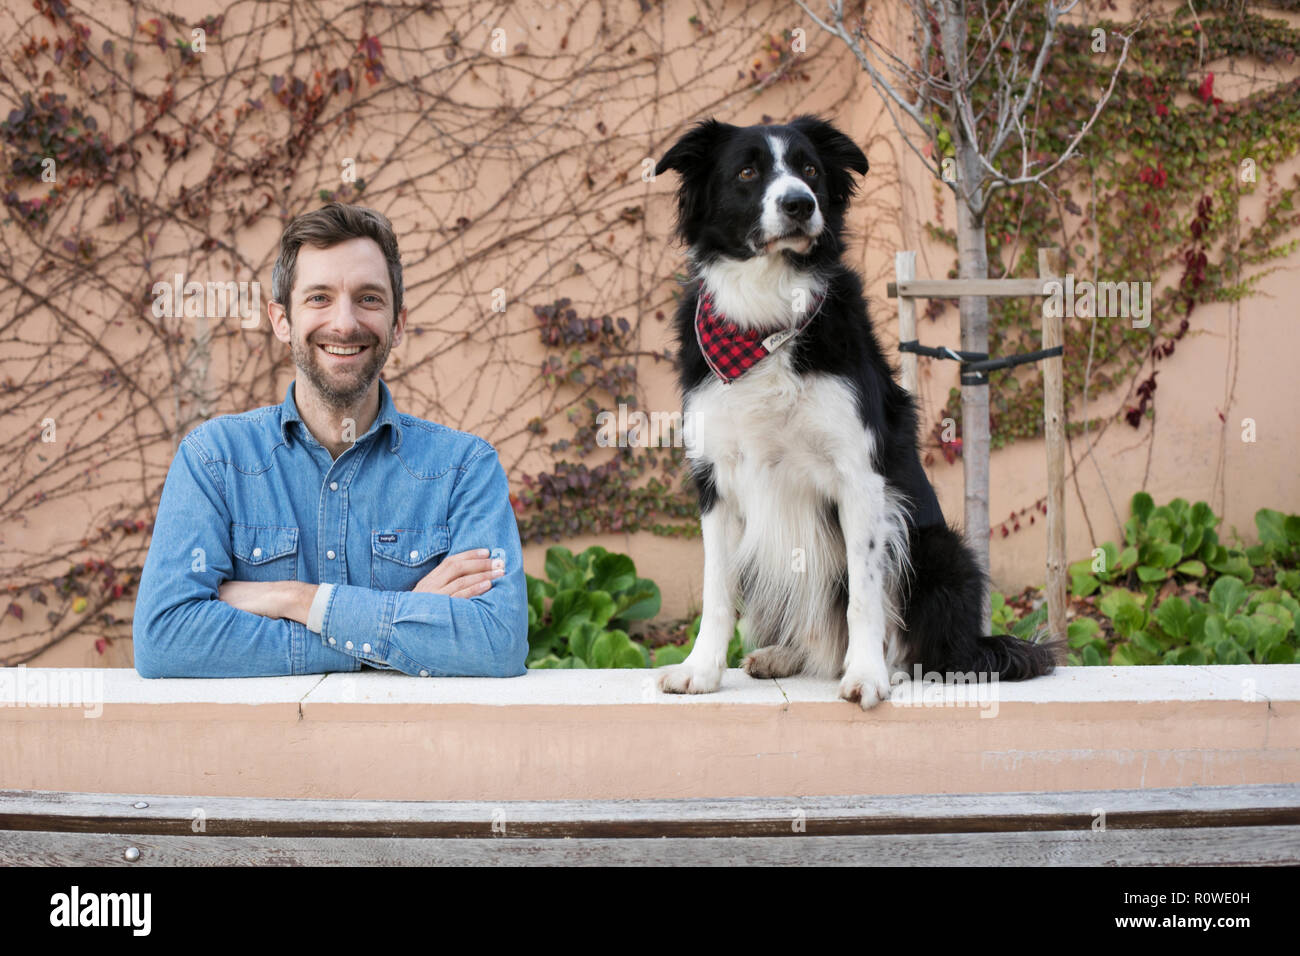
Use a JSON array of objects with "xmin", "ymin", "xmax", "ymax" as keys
[
  {"xmin": 738, "ymin": 166, "xmax": 757, "ymax": 182},
  {"xmin": 803, "ymin": 164, "xmax": 818, "ymax": 179}
]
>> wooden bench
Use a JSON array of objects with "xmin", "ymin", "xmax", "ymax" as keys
[{"xmin": 3, "ymin": 784, "xmax": 1298, "ymax": 865}]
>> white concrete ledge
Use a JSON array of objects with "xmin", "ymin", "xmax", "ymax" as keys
[{"xmin": 1, "ymin": 666, "xmax": 1298, "ymax": 799}]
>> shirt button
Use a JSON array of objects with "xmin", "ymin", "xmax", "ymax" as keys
[
  {"xmin": 330, "ymin": 481, "xmax": 338, "ymax": 491},
  {"xmin": 363, "ymin": 643, "xmax": 372, "ymax": 653},
  {"xmin": 419, "ymin": 670, "xmax": 429, "ymax": 677},
  {"xmin": 410, "ymin": 550, "xmax": 419, "ymax": 560},
  {"xmin": 252, "ymin": 547, "xmax": 262, "ymax": 558},
  {"xmin": 328, "ymin": 637, "xmax": 336, "ymax": 646},
  {"xmin": 345, "ymin": 641, "xmax": 354, "ymax": 650},
  {"xmin": 327, "ymin": 550, "xmax": 336, "ymax": 559}
]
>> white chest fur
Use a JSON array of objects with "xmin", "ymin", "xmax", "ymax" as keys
[{"xmin": 683, "ymin": 353, "xmax": 884, "ymax": 675}]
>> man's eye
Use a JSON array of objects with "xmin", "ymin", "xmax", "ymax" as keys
[
  {"xmin": 307, "ymin": 294, "xmax": 327, "ymax": 303},
  {"xmin": 738, "ymin": 166, "xmax": 757, "ymax": 182},
  {"xmin": 803, "ymin": 164, "xmax": 818, "ymax": 179}
]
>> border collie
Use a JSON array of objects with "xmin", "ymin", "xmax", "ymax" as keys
[{"xmin": 652, "ymin": 115, "xmax": 1062, "ymax": 709}]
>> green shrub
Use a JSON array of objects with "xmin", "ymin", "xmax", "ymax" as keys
[
  {"xmin": 996, "ymin": 493, "xmax": 1300, "ymax": 666},
  {"xmin": 526, "ymin": 545, "xmax": 748, "ymax": 669}
]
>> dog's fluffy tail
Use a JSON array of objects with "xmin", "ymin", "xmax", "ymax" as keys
[
  {"xmin": 948, "ymin": 630, "xmax": 1065, "ymax": 681},
  {"xmin": 900, "ymin": 522, "xmax": 1066, "ymax": 681}
]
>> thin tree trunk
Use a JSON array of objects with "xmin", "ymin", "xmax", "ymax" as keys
[{"xmin": 955, "ymin": 159, "xmax": 991, "ymax": 635}]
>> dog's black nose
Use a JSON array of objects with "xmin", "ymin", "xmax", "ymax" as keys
[{"xmin": 780, "ymin": 194, "xmax": 815, "ymax": 221}]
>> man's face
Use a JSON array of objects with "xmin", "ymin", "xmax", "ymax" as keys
[{"xmin": 272, "ymin": 236, "xmax": 405, "ymax": 410}]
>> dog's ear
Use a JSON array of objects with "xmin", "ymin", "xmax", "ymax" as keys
[
  {"xmin": 656, "ymin": 118, "xmax": 733, "ymax": 242},
  {"xmin": 654, "ymin": 118, "xmax": 730, "ymax": 177},
  {"xmin": 788, "ymin": 114, "xmax": 868, "ymax": 203}
]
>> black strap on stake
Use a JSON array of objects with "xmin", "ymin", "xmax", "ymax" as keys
[{"xmin": 898, "ymin": 340, "xmax": 1064, "ymax": 386}]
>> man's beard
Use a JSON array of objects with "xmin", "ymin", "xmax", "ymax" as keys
[{"xmin": 290, "ymin": 321, "xmax": 391, "ymax": 411}]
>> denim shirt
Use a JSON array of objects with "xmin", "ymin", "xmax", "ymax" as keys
[{"xmin": 132, "ymin": 379, "xmax": 529, "ymax": 678}]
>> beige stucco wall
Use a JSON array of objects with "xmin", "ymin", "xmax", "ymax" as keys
[{"xmin": 6, "ymin": 1, "xmax": 1300, "ymax": 668}]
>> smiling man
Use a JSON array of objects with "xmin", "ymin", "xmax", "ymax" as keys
[{"xmin": 133, "ymin": 203, "xmax": 529, "ymax": 678}]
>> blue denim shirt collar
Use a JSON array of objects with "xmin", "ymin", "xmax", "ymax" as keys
[{"xmin": 279, "ymin": 377, "xmax": 403, "ymax": 453}]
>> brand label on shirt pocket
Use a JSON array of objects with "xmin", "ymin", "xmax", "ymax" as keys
[
  {"xmin": 230, "ymin": 523, "xmax": 300, "ymax": 582},
  {"xmin": 371, "ymin": 527, "xmax": 451, "ymax": 591}
]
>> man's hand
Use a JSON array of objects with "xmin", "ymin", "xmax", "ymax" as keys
[
  {"xmin": 218, "ymin": 580, "xmax": 316, "ymax": 624},
  {"xmin": 414, "ymin": 548, "xmax": 504, "ymax": 598}
]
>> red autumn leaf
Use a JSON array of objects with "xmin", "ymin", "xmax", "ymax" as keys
[
  {"xmin": 94, "ymin": 638, "xmax": 106, "ymax": 655},
  {"xmin": 1198, "ymin": 72, "xmax": 1214, "ymax": 104},
  {"xmin": 7, "ymin": 602, "xmax": 22, "ymax": 621}
]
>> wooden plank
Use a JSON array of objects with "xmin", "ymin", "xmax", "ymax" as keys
[
  {"xmin": 1039, "ymin": 248, "xmax": 1067, "ymax": 647},
  {"xmin": 886, "ymin": 278, "xmax": 1054, "ymax": 298},
  {"xmin": 3, "ymin": 785, "xmax": 1298, "ymax": 838},
  {"xmin": 4, "ymin": 825, "xmax": 1298, "ymax": 866},
  {"xmin": 895, "ymin": 251, "xmax": 918, "ymax": 395}
]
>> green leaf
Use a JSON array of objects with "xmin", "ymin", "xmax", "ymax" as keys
[
  {"xmin": 1112, "ymin": 603, "xmax": 1146, "ymax": 638},
  {"xmin": 1147, "ymin": 516, "xmax": 1173, "ymax": 543},
  {"xmin": 1067, "ymin": 617, "xmax": 1101, "ymax": 648},
  {"xmin": 1011, "ymin": 605, "xmax": 1048, "ymax": 640},
  {"xmin": 1118, "ymin": 546, "xmax": 1138, "ymax": 570},
  {"xmin": 1131, "ymin": 491, "xmax": 1155, "ymax": 523},
  {"xmin": 1286, "ymin": 515, "xmax": 1300, "ymax": 545},
  {"xmin": 1191, "ymin": 501, "xmax": 1216, "ymax": 528},
  {"xmin": 549, "ymin": 589, "xmax": 593, "ymax": 639},
  {"xmin": 1256, "ymin": 508, "xmax": 1288, "ymax": 549},
  {"xmin": 1136, "ymin": 564, "xmax": 1169, "ymax": 583},
  {"xmin": 1166, "ymin": 646, "xmax": 1207, "ymax": 665},
  {"xmin": 587, "ymin": 590, "xmax": 617, "ymax": 629},
  {"xmin": 1131, "ymin": 630, "xmax": 1163, "ymax": 657},
  {"xmin": 1154, "ymin": 596, "xmax": 1191, "ymax": 639},
  {"xmin": 654, "ymin": 644, "xmax": 689, "ymax": 667},
  {"xmin": 526, "ymin": 575, "xmax": 547, "ymax": 617},
  {"xmin": 589, "ymin": 552, "xmax": 636, "ymax": 595},
  {"xmin": 1209, "ymin": 575, "xmax": 1249, "ymax": 617},
  {"xmin": 1175, "ymin": 559, "xmax": 1206, "ymax": 577},
  {"xmin": 1071, "ymin": 572, "xmax": 1101, "ymax": 597},
  {"xmin": 1098, "ymin": 587, "xmax": 1142, "ymax": 620},
  {"xmin": 1203, "ymin": 613, "xmax": 1227, "ymax": 645},
  {"xmin": 544, "ymin": 546, "xmax": 580, "ymax": 583},
  {"xmin": 613, "ymin": 577, "xmax": 662, "ymax": 621},
  {"xmin": 1081, "ymin": 644, "xmax": 1104, "ymax": 666},
  {"xmin": 1215, "ymin": 639, "xmax": 1250, "ymax": 666}
]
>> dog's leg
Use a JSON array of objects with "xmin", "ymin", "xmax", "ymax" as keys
[
  {"xmin": 837, "ymin": 475, "xmax": 896, "ymax": 710},
  {"xmin": 657, "ymin": 505, "xmax": 736, "ymax": 694}
]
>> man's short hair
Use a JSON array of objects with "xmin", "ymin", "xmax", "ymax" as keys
[{"xmin": 271, "ymin": 203, "xmax": 403, "ymax": 326}]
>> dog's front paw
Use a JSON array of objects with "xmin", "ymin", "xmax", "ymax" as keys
[
  {"xmin": 838, "ymin": 665, "xmax": 894, "ymax": 711},
  {"xmin": 657, "ymin": 659, "xmax": 724, "ymax": 695}
]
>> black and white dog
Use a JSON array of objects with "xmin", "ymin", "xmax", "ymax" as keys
[{"xmin": 653, "ymin": 115, "xmax": 1062, "ymax": 709}]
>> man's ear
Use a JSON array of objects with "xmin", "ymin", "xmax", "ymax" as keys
[
  {"xmin": 268, "ymin": 300, "xmax": 291, "ymax": 344},
  {"xmin": 391, "ymin": 305, "xmax": 407, "ymax": 349},
  {"xmin": 788, "ymin": 114, "xmax": 868, "ymax": 204},
  {"xmin": 654, "ymin": 118, "xmax": 731, "ymax": 178}
]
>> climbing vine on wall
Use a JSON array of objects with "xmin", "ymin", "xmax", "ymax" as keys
[{"xmin": 927, "ymin": 2, "xmax": 1300, "ymax": 450}]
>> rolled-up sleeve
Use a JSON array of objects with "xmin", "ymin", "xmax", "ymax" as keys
[{"xmin": 317, "ymin": 443, "xmax": 529, "ymax": 677}]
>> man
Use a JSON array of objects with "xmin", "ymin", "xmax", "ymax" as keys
[{"xmin": 133, "ymin": 203, "xmax": 528, "ymax": 678}]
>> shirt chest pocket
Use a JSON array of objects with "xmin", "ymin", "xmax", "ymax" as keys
[
  {"xmin": 230, "ymin": 523, "xmax": 299, "ymax": 582},
  {"xmin": 370, "ymin": 527, "xmax": 451, "ymax": 591}
]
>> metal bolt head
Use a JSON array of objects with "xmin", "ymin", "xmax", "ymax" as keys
[
  {"xmin": 133, "ymin": 801, "xmax": 149, "ymax": 809},
  {"xmin": 124, "ymin": 847, "xmax": 140, "ymax": 862}
]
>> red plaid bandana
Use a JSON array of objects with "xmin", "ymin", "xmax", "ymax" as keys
[{"xmin": 694, "ymin": 288, "xmax": 826, "ymax": 384}]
